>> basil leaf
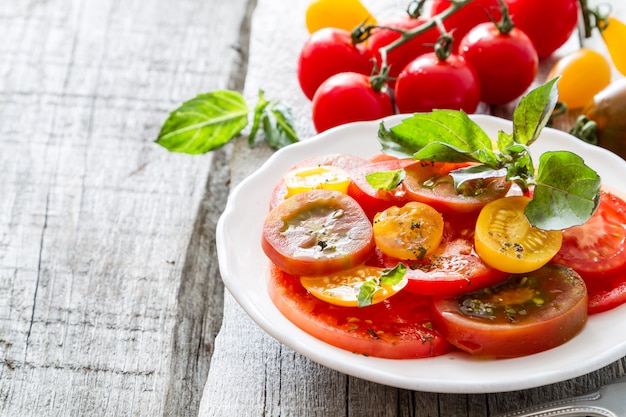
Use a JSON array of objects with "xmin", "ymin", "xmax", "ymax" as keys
[
  {"xmin": 525, "ymin": 151, "xmax": 601, "ymax": 230},
  {"xmin": 261, "ymin": 99, "xmax": 299, "ymax": 149},
  {"xmin": 380, "ymin": 110, "xmax": 499, "ymax": 167},
  {"xmin": 380, "ymin": 263, "xmax": 407, "ymax": 286},
  {"xmin": 357, "ymin": 280, "xmax": 378, "ymax": 308},
  {"xmin": 512, "ymin": 77, "xmax": 559, "ymax": 146},
  {"xmin": 357, "ymin": 263, "xmax": 407, "ymax": 308},
  {"xmin": 248, "ymin": 90, "xmax": 270, "ymax": 147},
  {"xmin": 366, "ymin": 169, "xmax": 405, "ymax": 190},
  {"xmin": 156, "ymin": 91, "xmax": 249, "ymax": 154}
]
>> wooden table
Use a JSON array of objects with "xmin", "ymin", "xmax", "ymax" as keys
[{"xmin": 1, "ymin": 0, "xmax": 624, "ymax": 416}]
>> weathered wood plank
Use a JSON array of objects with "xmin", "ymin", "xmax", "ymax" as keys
[{"xmin": 0, "ymin": 0, "xmax": 249, "ymax": 415}]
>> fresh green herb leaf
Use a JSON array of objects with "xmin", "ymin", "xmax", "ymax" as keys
[
  {"xmin": 526, "ymin": 151, "xmax": 601, "ymax": 230},
  {"xmin": 357, "ymin": 263, "xmax": 407, "ymax": 307},
  {"xmin": 376, "ymin": 79, "xmax": 601, "ymax": 229},
  {"xmin": 380, "ymin": 263, "xmax": 407, "ymax": 286},
  {"xmin": 156, "ymin": 91, "xmax": 249, "ymax": 154},
  {"xmin": 366, "ymin": 169, "xmax": 406, "ymax": 190},
  {"xmin": 156, "ymin": 89, "xmax": 299, "ymax": 154},
  {"xmin": 512, "ymin": 77, "xmax": 559, "ymax": 146},
  {"xmin": 379, "ymin": 110, "xmax": 500, "ymax": 167}
]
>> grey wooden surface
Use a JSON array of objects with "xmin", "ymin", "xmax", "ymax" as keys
[{"xmin": 1, "ymin": 0, "xmax": 625, "ymax": 416}]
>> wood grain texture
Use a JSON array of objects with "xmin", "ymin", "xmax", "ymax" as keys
[
  {"xmin": 201, "ymin": 0, "xmax": 626, "ymax": 416},
  {"xmin": 0, "ymin": 0, "xmax": 249, "ymax": 415}
]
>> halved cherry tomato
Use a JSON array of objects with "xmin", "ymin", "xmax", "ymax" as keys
[
  {"xmin": 270, "ymin": 153, "xmax": 368, "ymax": 209},
  {"xmin": 268, "ymin": 262, "xmax": 451, "ymax": 359},
  {"xmin": 474, "ymin": 196, "xmax": 563, "ymax": 273},
  {"xmin": 300, "ymin": 264, "xmax": 408, "ymax": 307},
  {"xmin": 305, "ymin": 0, "xmax": 375, "ymax": 34},
  {"xmin": 373, "ymin": 202, "xmax": 444, "ymax": 260},
  {"xmin": 552, "ymin": 187, "xmax": 626, "ymax": 281},
  {"xmin": 547, "ymin": 48, "xmax": 612, "ymax": 110},
  {"xmin": 432, "ymin": 263, "xmax": 588, "ymax": 357},
  {"xmin": 262, "ymin": 189, "xmax": 375, "ymax": 276},
  {"xmin": 283, "ymin": 165, "xmax": 351, "ymax": 197},
  {"xmin": 347, "ymin": 159, "xmax": 416, "ymax": 220},
  {"xmin": 403, "ymin": 161, "xmax": 512, "ymax": 215}
]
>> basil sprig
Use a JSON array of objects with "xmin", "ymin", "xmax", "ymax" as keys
[
  {"xmin": 358, "ymin": 263, "xmax": 407, "ymax": 308},
  {"xmin": 378, "ymin": 78, "xmax": 601, "ymax": 230},
  {"xmin": 156, "ymin": 90, "xmax": 298, "ymax": 154}
]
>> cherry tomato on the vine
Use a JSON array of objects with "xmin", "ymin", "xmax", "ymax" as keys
[
  {"xmin": 394, "ymin": 52, "xmax": 481, "ymax": 114},
  {"xmin": 311, "ymin": 72, "xmax": 394, "ymax": 133},
  {"xmin": 547, "ymin": 48, "xmax": 612, "ymax": 110},
  {"xmin": 459, "ymin": 21, "xmax": 538, "ymax": 105},
  {"xmin": 367, "ymin": 14, "xmax": 439, "ymax": 87},
  {"xmin": 427, "ymin": 0, "xmax": 502, "ymax": 52},
  {"xmin": 505, "ymin": 0, "xmax": 578, "ymax": 58},
  {"xmin": 297, "ymin": 27, "xmax": 375, "ymax": 100},
  {"xmin": 305, "ymin": 0, "xmax": 376, "ymax": 34}
]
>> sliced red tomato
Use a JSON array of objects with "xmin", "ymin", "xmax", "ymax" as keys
[
  {"xmin": 268, "ymin": 262, "xmax": 451, "ymax": 359},
  {"xmin": 369, "ymin": 213, "xmax": 508, "ymax": 297},
  {"xmin": 552, "ymin": 188, "xmax": 626, "ymax": 281},
  {"xmin": 586, "ymin": 271, "xmax": 626, "ymax": 315},
  {"xmin": 270, "ymin": 153, "xmax": 368, "ymax": 209},
  {"xmin": 262, "ymin": 189, "xmax": 375, "ymax": 276},
  {"xmin": 403, "ymin": 161, "xmax": 512, "ymax": 214},
  {"xmin": 432, "ymin": 263, "xmax": 588, "ymax": 357},
  {"xmin": 347, "ymin": 158, "xmax": 416, "ymax": 220}
]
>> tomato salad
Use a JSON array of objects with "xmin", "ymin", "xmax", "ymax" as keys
[{"xmin": 261, "ymin": 152, "xmax": 626, "ymax": 360}]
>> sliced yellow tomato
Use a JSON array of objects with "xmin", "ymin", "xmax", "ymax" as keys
[
  {"xmin": 600, "ymin": 16, "xmax": 626, "ymax": 76},
  {"xmin": 284, "ymin": 165, "xmax": 350, "ymax": 197},
  {"xmin": 305, "ymin": 0, "xmax": 376, "ymax": 34},
  {"xmin": 373, "ymin": 202, "xmax": 444, "ymax": 260},
  {"xmin": 474, "ymin": 196, "xmax": 563, "ymax": 274},
  {"xmin": 547, "ymin": 48, "xmax": 612, "ymax": 109},
  {"xmin": 300, "ymin": 265, "xmax": 407, "ymax": 307}
]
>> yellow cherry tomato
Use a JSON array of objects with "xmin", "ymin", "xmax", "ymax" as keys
[
  {"xmin": 373, "ymin": 202, "xmax": 444, "ymax": 260},
  {"xmin": 548, "ymin": 48, "xmax": 612, "ymax": 109},
  {"xmin": 284, "ymin": 165, "xmax": 351, "ymax": 197},
  {"xmin": 600, "ymin": 16, "xmax": 626, "ymax": 76},
  {"xmin": 300, "ymin": 265, "xmax": 408, "ymax": 307},
  {"xmin": 474, "ymin": 196, "xmax": 563, "ymax": 274},
  {"xmin": 305, "ymin": 0, "xmax": 376, "ymax": 34}
]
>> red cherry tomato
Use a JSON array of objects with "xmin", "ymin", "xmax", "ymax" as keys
[
  {"xmin": 394, "ymin": 52, "xmax": 481, "ymax": 114},
  {"xmin": 311, "ymin": 72, "xmax": 395, "ymax": 133},
  {"xmin": 428, "ymin": 0, "xmax": 502, "ymax": 51},
  {"xmin": 367, "ymin": 14, "xmax": 439, "ymax": 87},
  {"xmin": 297, "ymin": 28, "xmax": 375, "ymax": 100},
  {"xmin": 459, "ymin": 22, "xmax": 538, "ymax": 105},
  {"xmin": 552, "ymin": 187, "xmax": 626, "ymax": 281},
  {"xmin": 262, "ymin": 189, "xmax": 375, "ymax": 276},
  {"xmin": 505, "ymin": 0, "xmax": 578, "ymax": 58},
  {"xmin": 267, "ymin": 262, "xmax": 452, "ymax": 359},
  {"xmin": 432, "ymin": 264, "xmax": 588, "ymax": 357}
]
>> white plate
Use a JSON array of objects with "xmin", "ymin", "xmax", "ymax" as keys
[{"xmin": 216, "ymin": 114, "xmax": 626, "ymax": 393}]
